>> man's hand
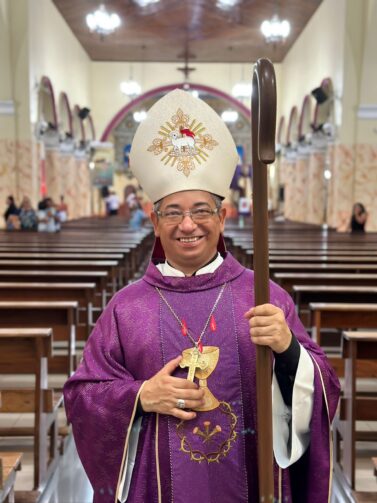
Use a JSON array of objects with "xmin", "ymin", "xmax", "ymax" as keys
[
  {"xmin": 140, "ymin": 356, "xmax": 205, "ymax": 421},
  {"xmin": 244, "ymin": 303, "xmax": 292, "ymax": 353}
]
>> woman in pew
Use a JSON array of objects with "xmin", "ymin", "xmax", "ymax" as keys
[{"xmin": 350, "ymin": 202, "xmax": 368, "ymax": 233}]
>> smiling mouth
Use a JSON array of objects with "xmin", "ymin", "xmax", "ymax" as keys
[{"xmin": 177, "ymin": 236, "xmax": 204, "ymax": 243}]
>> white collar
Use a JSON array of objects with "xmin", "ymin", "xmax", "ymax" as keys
[{"xmin": 156, "ymin": 253, "xmax": 224, "ymax": 277}]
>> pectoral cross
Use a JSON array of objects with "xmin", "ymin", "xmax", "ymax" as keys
[{"xmin": 180, "ymin": 347, "xmax": 207, "ymax": 382}]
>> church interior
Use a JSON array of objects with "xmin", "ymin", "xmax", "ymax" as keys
[{"xmin": 0, "ymin": 0, "xmax": 377, "ymax": 502}]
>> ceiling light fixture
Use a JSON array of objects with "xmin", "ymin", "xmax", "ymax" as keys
[
  {"xmin": 232, "ymin": 82, "xmax": 252, "ymax": 99},
  {"xmin": 221, "ymin": 110, "xmax": 238, "ymax": 123},
  {"xmin": 324, "ymin": 169, "xmax": 332, "ymax": 180},
  {"xmin": 261, "ymin": 15, "xmax": 290, "ymax": 44},
  {"xmin": 120, "ymin": 80, "xmax": 142, "ymax": 98},
  {"xmin": 216, "ymin": 0, "xmax": 239, "ymax": 10},
  {"xmin": 86, "ymin": 4, "xmax": 121, "ymax": 36},
  {"xmin": 134, "ymin": 0, "xmax": 160, "ymax": 7},
  {"xmin": 133, "ymin": 111, "xmax": 147, "ymax": 122}
]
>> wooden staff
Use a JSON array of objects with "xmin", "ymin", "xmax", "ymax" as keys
[{"xmin": 251, "ymin": 58, "xmax": 276, "ymax": 501}]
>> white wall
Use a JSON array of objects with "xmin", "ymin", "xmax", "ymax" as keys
[
  {"xmin": 91, "ymin": 62, "xmax": 282, "ymax": 138},
  {"xmin": 280, "ymin": 0, "xmax": 346, "ymax": 125},
  {"xmin": 28, "ymin": 0, "xmax": 91, "ymax": 127},
  {"xmin": 360, "ymin": 0, "xmax": 377, "ymax": 104}
]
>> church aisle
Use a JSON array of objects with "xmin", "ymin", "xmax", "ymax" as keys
[{"xmin": 39, "ymin": 437, "xmax": 93, "ymax": 503}]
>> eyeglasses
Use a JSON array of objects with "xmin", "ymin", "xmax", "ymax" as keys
[{"xmin": 155, "ymin": 207, "xmax": 220, "ymax": 224}]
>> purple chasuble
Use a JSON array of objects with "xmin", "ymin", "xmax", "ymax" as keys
[{"xmin": 63, "ymin": 253, "xmax": 340, "ymax": 503}]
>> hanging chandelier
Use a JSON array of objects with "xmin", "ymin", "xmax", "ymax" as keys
[
  {"xmin": 260, "ymin": 15, "xmax": 290, "ymax": 44},
  {"xmin": 133, "ymin": 110, "xmax": 147, "ymax": 122},
  {"xmin": 221, "ymin": 110, "xmax": 239, "ymax": 123},
  {"xmin": 86, "ymin": 4, "xmax": 121, "ymax": 36},
  {"xmin": 216, "ymin": 0, "xmax": 239, "ymax": 10},
  {"xmin": 120, "ymin": 80, "xmax": 142, "ymax": 98},
  {"xmin": 232, "ymin": 82, "xmax": 252, "ymax": 100},
  {"xmin": 134, "ymin": 0, "xmax": 160, "ymax": 6}
]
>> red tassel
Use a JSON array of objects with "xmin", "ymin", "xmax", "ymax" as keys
[
  {"xmin": 210, "ymin": 315, "xmax": 216, "ymax": 332},
  {"xmin": 198, "ymin": 341, "xmax": 203, "ymax": 353},
  {"xmin": 181, "ymin": 319, "xmax": 187, "ymax": 336}
]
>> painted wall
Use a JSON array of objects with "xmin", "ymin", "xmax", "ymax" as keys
[
  {"xmin": 0, "ymin": 0, "xmax": 92, "ymax": 224},
  {"xmin": 0, "ymin": 0, "xmax": 13, "ymax": 137},
  {"xmin": 0, "ymin": 0, "xmax": 31, "ymax": 219},
  {"xmin": 280, "ymin": 0, "xmax": 346, "ymax": 127},
  {"xmin": 28, "ymin": 0, "xmax": 91, "ymax": 126},
  {"xmin": 356, "ymin": 0, "xmax": 377, "ymax": 143}
]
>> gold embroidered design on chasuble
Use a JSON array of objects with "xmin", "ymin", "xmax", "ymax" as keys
[
  {"xmin": 177, "ymin": 402, "xmax": 238, "ymax": 464},
  {"xmin": 176, "ymin": 346, "xmax": 238, "ymax": 463},
  {"xmin": 147, "ymin": 108, "xmax": 219, "ymax": 177}
]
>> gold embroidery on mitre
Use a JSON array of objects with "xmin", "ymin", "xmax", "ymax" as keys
[{"xmin": 147, "ymin": 108, "xmax": 219, "ymax": 177}]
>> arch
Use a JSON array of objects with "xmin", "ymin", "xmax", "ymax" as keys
[
  {"xmin": 286, "ymin": 106, "xmax": 299, "ymax": 145},
  {"xmin": 100, "ymin": 82, "xmax": 251, "ymax": 141},
  {"xmin": 313, "ymin": 77, "xmax": 334, "ymax": 128},
  {"xmin": 38, "ymin": 76, "xmax": 58, "ymax": 127},
  {"xmin": 58, "ymin": 92, "xmax": 73, "ymax": 137},
  {"xmin": 72, "ymin": 104, "xmax": 85, "ymax": 142},
  {"xmin": 298, "ymin": 95, "xmax": 312, "ymax": 139},
  {"xmin": 277, "ymin": 116, "xmax": 285, "ymax": 144}
]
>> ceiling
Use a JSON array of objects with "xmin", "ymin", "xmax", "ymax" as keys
[{"xmin": 52, "ymin": 0, "xmax": 322, "ymax": 63}]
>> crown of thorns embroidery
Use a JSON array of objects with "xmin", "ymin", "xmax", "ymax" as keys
[{"xmin": 147, "ymin": 108, "xmax": 219, "ymax": 177}]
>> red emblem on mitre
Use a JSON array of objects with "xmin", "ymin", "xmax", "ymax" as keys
[{"xmin": 180, "ymin": 128, "xmax": 195, "ymax": 138}]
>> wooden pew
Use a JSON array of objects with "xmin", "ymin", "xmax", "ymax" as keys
[
  {"xmin": 293, "ymin": 285, "xmax": 377, "ymax": 326},
  {"xmin": 0, "ymin": 270, "xmax": 108, "ymax": 308},
  {"xmin": 0, "ymin": 453, "xmax": 23, "ymax": 503},
  {"xmin": 0, "ymin": 237, "xmax": 152, "ymax": 280},
  {"xmin": 0, "ymin": 252, "xmax": 129, "ymax": 285},
  {"xmin": 274, "ymin": 273, "xmax": 377, "ymax": 294},
  {"xmin": 267, "ymin": 249, "xmax": 377, "ymax": 256},
  {"xmin": 309, "ymin": 303, "xmax": 377, "ymax": 377},
  {"xmin": 244, "ymin": 251, "xmax": 377, "ymax": 267},
  {"xmin": 0, "ymin": 260, "xmax": 121, "ymax": 293},
  {"xmin": 0, "ymin": 329, "xmax": 60, "ymax": 496},
  {"xmin": 333, "ymin": 331, "xmax": 377, "ymax": 501},
  {"xmin": 270, "ymin": 263, "xmax": 377, "ymax": 276},
  {"xmin": 0, "ymin": 302, "xmax": 78, "ymax": 376},
  {"xmin": 0, "ymin": 282, "xmax": 97, "ymax": 338},
  {"xmin": 0, "ymin": 247, "xmax": 135, "ymax": 283}
]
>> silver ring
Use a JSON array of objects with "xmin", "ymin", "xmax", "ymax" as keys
[{"xmin": 176, "ymin": 398, "xmax": 185, "ymax": 409}]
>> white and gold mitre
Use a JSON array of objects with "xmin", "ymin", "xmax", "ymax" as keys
[{"xmin": 130, "ymin": 89, "xmax": 238, "ymax": 202}]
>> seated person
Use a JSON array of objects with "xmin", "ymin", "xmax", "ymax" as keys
[
  {"xmin": 57, "ymin": 195, "xmax": 69, "ymax": 222},
  {"xmin": 129, "ymin": 201, "xmax": 147, "ymax": 230},
  {"xmin": 350, "ymin": 202, "xmax": 368, "ymax": 232},
  {"xmin": 19, "ymin": 196, "xmax": 38, "ymax": 231},
  {"xmin": 3, "ymin": 195, "xmax": 20, "ymax": 230},
  {"xmin": 37, "ymin": 197, "xmax": 60, "ymax": 232}
]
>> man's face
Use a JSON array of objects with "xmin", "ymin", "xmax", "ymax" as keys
[{"xmin": 151, "ymin": 190, "xmax": 226, "ymax": 273}]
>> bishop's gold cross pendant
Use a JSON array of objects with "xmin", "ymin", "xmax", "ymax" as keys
[
  {"xmin": 179, "ymin": 346, "xmax": 220, "ymax": 411},
  {"xmin": 180, "ymin": 347, "xmax": 208, "ymax": 381}
]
